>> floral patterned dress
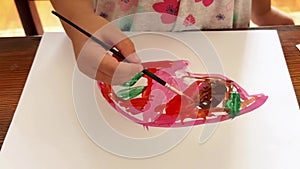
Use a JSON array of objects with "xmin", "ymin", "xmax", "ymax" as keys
[{"xmin": 93, "ymin": 0, "xmax": 251, "ymax": 31}]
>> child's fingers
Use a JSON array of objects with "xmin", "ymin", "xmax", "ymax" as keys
[
  {"xmin": 114, "ymin": 38, "xmax": 141, "ymax": 64},
  {"xmin": 76, "ymin": 41, "xmax": 108, "ymax": 78},
  {"xmin": 76, "ymin": 30, "xmax": 143, "ymax": 84},
  {"xmin": 77, "ymin": 51, "xmax": 143, "ymax": 84},
  {"xmin": 97, "ymin": 54, "xmax": 143, "ymax": 84},
  {"xmin": 93, "ymin": 23, "xmax": 141, "ymax": 64},
  {"xmin": 110, "ymin": 62, "xmax": 144, "ymax": 85}
]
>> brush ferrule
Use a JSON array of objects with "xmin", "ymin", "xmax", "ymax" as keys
[{"xmin": 165, "ymin": 83, "xmax": 183, "ymax": 96}]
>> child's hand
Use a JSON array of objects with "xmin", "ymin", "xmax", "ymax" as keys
[
  {"xmin": 49, "ymin": 0, "xmax": 143, "ymax": 85},
  {"xmin": 73, "ymin": 23, "xmax": 143, "ymax": 85}
]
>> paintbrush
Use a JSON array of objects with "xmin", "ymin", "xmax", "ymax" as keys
[{"xmin": 51, "ymin": 11, "xmax": 191, "ymax": 98}]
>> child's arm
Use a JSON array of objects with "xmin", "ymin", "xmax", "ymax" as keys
[
  {"xmin": 251, "ymin": 0, "xmax": 294, "ymax": 26},
  {"xmin": 50, "ymin": 0, "xmax": 142, "ymax": 84}
]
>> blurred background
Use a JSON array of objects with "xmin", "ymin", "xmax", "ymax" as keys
[{"xmin": 1, "ymin": 0, "xmax": 300, "ymax": 37}]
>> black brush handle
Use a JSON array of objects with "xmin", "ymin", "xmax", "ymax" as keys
[
  {"xmin": 52, "ymin": 11, "xmax": 110, "ymax": 50},
  {"xmin": 141, "ymin": 69, "xmax": 166, "ymax": 85}
]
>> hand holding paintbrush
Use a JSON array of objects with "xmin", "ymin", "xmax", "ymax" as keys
[
  {"xmin": 54, "ymin": 13, "xmax": 143, "ymax": 84},
  {"xmin": 52, "ymin": 11, "xmax": 187, "ymax": 98}
]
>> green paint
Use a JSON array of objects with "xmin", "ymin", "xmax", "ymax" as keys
[
  {"xmin": 116, "ymin": 86, "xmax": 145, "ymax": 100},
  {"xmin": 120, "ymin": 72, "xmax": 143, "ymax": 87},
  {"xmin": 225, "ymin": 91, "xmax": 241, "ymax": 118}
]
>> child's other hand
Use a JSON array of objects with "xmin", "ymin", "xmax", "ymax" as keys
[{"xmin": 252, "ymin": 6, "xmax": 295, "ymax": 26}]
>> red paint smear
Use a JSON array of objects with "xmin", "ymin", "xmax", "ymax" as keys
[{"xmin": 98, "ymin": 60, "xmax": 267, "ymax": 128}]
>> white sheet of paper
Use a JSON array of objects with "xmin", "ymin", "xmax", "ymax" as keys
[{"xmin": 1, "ymin": 30, "xmax": 299, "ymax": 169}]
